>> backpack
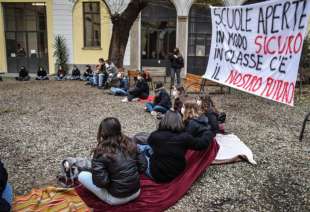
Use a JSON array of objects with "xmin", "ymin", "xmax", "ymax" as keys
[{"xmin": 57, "ymin": 157, "xmax": 91, "ymax": 188}]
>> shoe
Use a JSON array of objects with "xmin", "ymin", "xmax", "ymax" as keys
[
  {"xmin": 121, "ymin": 98, "xmax": 128, "ymax": 103},
  {"xmin": 132, "ymin": 98, "xmax": 140, "ymax": 102},
  {"xmin": 151, "ymin": 111, "xmax": 157, "ymax": 116}
]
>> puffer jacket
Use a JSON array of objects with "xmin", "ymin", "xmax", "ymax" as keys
[
  {"xmin": 185, "ymin": 114, "xmax": 217, "ymax": 137},
  {"xmin": 185, "ymin": 114, "xmax": 210, "ymax": 137},
  {"xmin": 92, "ymin": 146, "xmax": 147, "ymax": 198}
]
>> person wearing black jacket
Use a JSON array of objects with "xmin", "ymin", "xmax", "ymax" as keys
[
  {"xmin": 139, "ymin": 110, "xmax": 214, "ymax": 183},
  {"xmin": 15, "ymin": 66, "xmax": 30, "ymax": 81},
  {"xmin": 183, "ymin": 99, "xmax": 220, "ymax": 137},
  {"xmin": 169, "ymin": 48, "xmax": 184, "ymax": 87},
  {"xmin": 145, "ymin": 81, "xmax": 171, "ymax": 115},
  {"xmin": 122, "ymin": 72, "xmax": 149, "ymax": 102},
  {"xmin": 78, "ymin": 117, "xmax": 146, "ymax": 205},
  {"xmin": 69, "ymin": 65, "xmax": 81, "ymax": 80},
  {"xmin": 83, "ymin": 65, "xmax": 93, "ymax": 82},
  {"xmin": 36, "ymin": 66, "xmax": 49, "ymax": 80},
  {"xmin": 0, "ymin": 160, "xmax": 12, "ymax": 212}
]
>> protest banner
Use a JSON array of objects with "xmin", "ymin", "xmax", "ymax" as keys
[{"xmin": 203, "ymin": 0, "xmax": 310, "ymax": 106}]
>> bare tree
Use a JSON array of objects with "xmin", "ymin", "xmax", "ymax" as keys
[{"xmin": 106, "ymin": 0, "xmax": 150, "ymax": 68}]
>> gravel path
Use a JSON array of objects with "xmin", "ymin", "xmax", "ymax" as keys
[{"xmin": 0, "ymin": 80, "xmax": 309, "ymax": 211}]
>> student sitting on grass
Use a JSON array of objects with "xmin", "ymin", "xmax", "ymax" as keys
[
  {"xmin": 138, "ymin": 110, "xmax": 214, "ymax": 183},
  {"xmin": 36, "ymin": 66, "xmax": 49, "ymax": 80},
  {"xmin": 55, "ymin": 66, "xmax": 66, "ymax": 81},
  {"xmin": 110, "ymin": 72, "xmax": 129, "ymax": 96},
  {"xmin": 145, "ymin": 81, "xmax": 171, "ymax": 116},
  {"xmin": 68, "ymin": 65, "xmax": 81, "ymax": 80},
  {"xmin": 15, "ymin": 66, "xmax": 30, "ymax": 81},
  {"xmin": 122, "ymin": 72, "xmax": 149, "ymax": 102},
  {"xmin": 78, "ymin": 117, "xmax": 146, "ymax": 205},
  {"xmin": 0, "ymin": 160, "xmax": 13, "ymax": 212},
  {"xmin": 83, "ymin": 65, "xmax": 93, "ymax": 81}
]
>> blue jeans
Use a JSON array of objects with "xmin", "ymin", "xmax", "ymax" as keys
[
  {"xmin": 111, "ymin": 87, "xmax": 128, "ymax": 96},
  {"xmin": 137, "ymin": 144, "xmax": 153, "ymax": 179},
  {"xmin": 2, "ymin": 183, "xmax": 13, "ymax": 206},
  {"xmin": 171, "ymin": 67, "xmax": 181, "ymax": 86},
  {"xmin": 93, "ymin": 74, "xmax": 107, "ymax": 87},
  {"xmin": 145, "ymin": 103, "xmax": 168, "ymax": 113},
  {"xmin": 56, "ymin": 76, "xmax": 65, "ymax": 81}
]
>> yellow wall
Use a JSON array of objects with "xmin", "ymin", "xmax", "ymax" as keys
[
  {"xmin": 72, "ymin": 0, "xmax": 111, "ymax": 64},
  {"xmin": 0, "ymin": 0, "xmax": 54, "ymax": 74}
]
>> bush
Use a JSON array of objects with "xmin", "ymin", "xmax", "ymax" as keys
[{"xmin": 53, "ymin": 35, "xmax": 69, "ymax": 73}]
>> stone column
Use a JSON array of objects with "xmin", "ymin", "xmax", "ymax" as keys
[
  {"xmin": 129, "ymin": 14, "xmax": 141, "ymax": 70},
  {"xmin": 176, "ymin": 16, "xmax": 188, "ymax": 78}
]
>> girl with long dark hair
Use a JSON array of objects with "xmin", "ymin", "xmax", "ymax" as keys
[{"xmin": 78, "ymin": 117, "xmax": 146, "ymax": 205}]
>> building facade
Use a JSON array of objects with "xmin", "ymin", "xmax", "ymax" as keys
[{"xmin": 1, "ymin": 0, "xmax": 307, "ymax": 76}]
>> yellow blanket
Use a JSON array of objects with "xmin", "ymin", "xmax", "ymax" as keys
[{"xmin": 13, "ymin": 187, "xmax": 90, "ymax": 212}]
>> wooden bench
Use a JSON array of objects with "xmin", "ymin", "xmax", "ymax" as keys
[{"xmin": 184, "ymin": 73, "xmax": 227, "ymax": 94}]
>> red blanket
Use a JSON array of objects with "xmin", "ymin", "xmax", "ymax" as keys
[
  {"xmin": 75, "ymin": 140, "xmax": 219, "ymax": 212},
  {"xmin": 138, "ymin": 96, "xmax": 154, "ymax": 103}
]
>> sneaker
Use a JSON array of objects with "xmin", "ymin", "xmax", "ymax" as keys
[
  {"xmin": 121, "ymin": 98, "xmax": 128, "ymax": 103},
  {"xmin": 132, "ymin": 98, "xmax": 140, "ymax": 102}
]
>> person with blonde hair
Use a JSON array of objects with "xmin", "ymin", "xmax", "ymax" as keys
[{"xmin": 182, "ymin": 99, "xmax": 217, "ymax": 140}]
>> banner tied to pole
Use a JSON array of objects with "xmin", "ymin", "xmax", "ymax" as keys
[{"xmin": 203, "ymin": 0, "xmax": 310, "ymax": 106}]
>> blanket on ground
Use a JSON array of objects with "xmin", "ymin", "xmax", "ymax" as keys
[
  {"xmin": 75, "ymin": 140, "xmax": 219, "ymax": 212},
  {"xmin": 138, "ymin": 96, "xmax": 154, "ymax": 103},
  {"xmin": 213, "ymin": 134, "xmax": 256, "ymax": 165},
  {"xmin": 13, "ymin": 187, "xmax": 90, "ymax": 212},
  {"xmin": 12, "ymin": 140, "xmax": 219, "ymax": 212}
]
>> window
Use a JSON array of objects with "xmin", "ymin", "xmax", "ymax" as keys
[{"xmin": 83, "ymin": 2, "xmax": 100, "ymax": 47}]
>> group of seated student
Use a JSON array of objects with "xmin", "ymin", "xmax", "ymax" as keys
[
  {"xmin": 78, "ymin": 93, "xmax": 221, "ymax": 205},
  {"xmin": 84, "ymin": 58, "xmax": 118, "ymax": 89},
  {"xmin": 55, "ymin": 65, "xmax": 81, "ymax": 81},
  {"xmin": 0, "ymin": 160, "xmax": 12, "ymax": 212},
  {"xmin": 15, "ymin": 66, "xmax": 49, "ymax": 81}
]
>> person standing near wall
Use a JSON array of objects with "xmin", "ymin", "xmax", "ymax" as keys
[{"xmin": 169, "ymin": 48, "xmax": 184, "ymax": 88}]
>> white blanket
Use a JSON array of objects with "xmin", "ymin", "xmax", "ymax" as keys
[{"xmin": 214, "ymin": 134, "xmax": 257, "ymax": 165}]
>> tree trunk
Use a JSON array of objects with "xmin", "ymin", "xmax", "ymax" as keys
[{"xmin": 108, "ymin": 0, "xmax": 149, "ymax": 68}]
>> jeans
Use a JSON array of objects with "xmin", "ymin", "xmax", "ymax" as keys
[
  {"xmin": 145, "ymin": 103, "xmax": 168, "ymax": 113},
  {"xmin": 111, "ymin": 87, "xmax": 128, "ymax": 96},
  {"xmin": 171, "ymin": 67, "xmax": 181, "ymax": 87},
  {"xmin": 137, "ymin": 144, "xmax": 153, "ymax": 179},
  {"xmin": 36, "ymin": 76, "xmax": 49, "ymax": 80},
  {"xmin": 93, "ymin": 74, "xmax": 107, "ymax": 87},
  {"xmin": 2, "ymin": 183, "xmax": 13, "ymax": 206},
  {"xmin": 56, "ymin": 76, "xmax": 65, "ymax": 81},
  {"xmin": 78, "ymin": 172, "xmax": 140, "ymax": 205}
]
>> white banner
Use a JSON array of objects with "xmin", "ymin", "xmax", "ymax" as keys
[{"xmin": 203, "ymin": 0, "xmax": 310, "ymax": 106}]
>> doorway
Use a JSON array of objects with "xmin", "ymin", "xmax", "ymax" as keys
[
  {"xmin": 3, "ymin": 3, "xmax": 48, "ymax": 73},
  {"xmin": 141, "ymin": 1, "xmax": 176, "ymax": 69}
]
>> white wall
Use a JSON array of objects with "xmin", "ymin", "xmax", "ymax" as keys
[{"xmin": 53, "ymin": 0, "xmax": 74, "ymax": 63}]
